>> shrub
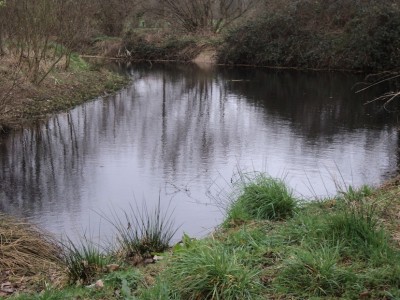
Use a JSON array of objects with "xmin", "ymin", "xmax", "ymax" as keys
[
  {"xmin": 122, "ymin": 31, "xmax": 198, "ymax": 61},
  {"xmin": 218, "ymin": 1, "xmax": 400, "ymax": 71}
]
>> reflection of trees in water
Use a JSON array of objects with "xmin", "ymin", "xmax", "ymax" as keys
[
  {"xmin": 0, "ymin": 90, "xmax": 141, "ymax": 217},
  {"xmin": 0, "ymin": 115, "xmax": 82, "ymax": 216},
  {"xmin": 129, "ymin": 63, "xmax": 398, "ymax": 173},
  {"xmin": 135, "ymin": 64, "xmax": 246, "ymax": 178},
  {"xmin": 218, "ymin": 67, "xmax": 397, "ymax": 140},
  {"xmin": 0, "ymin": 63, "xmax": 397, "ymax": 221}
]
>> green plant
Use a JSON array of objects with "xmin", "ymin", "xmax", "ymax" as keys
[
  {"xmin": 324, "ymin": 208, "xmax": 392, "ymax": 262},
  {"xmin": 104, "ymin": 269, "xmax": 142, "ymax": 299},
  {"xmin": 105, "ymin": 199, "xmax": 179, "ymax": 259},
  {"xmin": 338, "ymin": 185, "xmax": 373, "ymax": 202},
  {"xmin": 167, "ymin": 239, "xmax": 262, "ymax": 299},
  {"xmin": 139, "ymin": 280, "xmax": 181, "ymax": 300},
  {"xmin": 10, "ymin": 286, "xmax": 111, "ymax": 300},
  {"xmin": 69, "ymin": 53, "xmax": 89, "ymax": 71},
  {"xmin": 61, "ymin": 235, "xmax": 109, "ymax": 284},
  {"xmin": 225, "ymin": 174, "xmax": 297, "ymax": 225},
  {"xmin": 276, "ymin": 243, "xmax": 355, "ymax": 297}
]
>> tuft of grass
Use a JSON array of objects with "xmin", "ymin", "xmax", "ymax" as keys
[
  {"xmin": 324, "ymin": 186, "xmax": 393, "ymax": 262},
  {"xmin": 225, "ymin": 174, "xmax": 297, "ymax": 225},
  {"xmin": 166, "ymin": 239, "xmax": 262, "ymax": 300},
  {"xmin": 217, "ymin": 225, "xmax": 277, "ymax": 264},
  {"xmin": 276, "ymin": 243, "xmax": 356, "ymax": 298},
  {"xmin": 104, "ymin": 198, "xmax": 179, "ymax": 259},
  {"xmin": 61, "ymin": 235, "xmax": 110, "ymax": 284},
  {"xmin": 337, "ymin": 184, "xmax": 374, "ymax": 202},
  {"xmin": 324, "ymin": 209, "xmax": 393, "ymax": 263}
]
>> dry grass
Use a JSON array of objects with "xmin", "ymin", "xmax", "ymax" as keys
[
  {"xmin": 0, "ymin": 214, "xmax": 66, "ymax": 293},
  {"xmin": 92, "ymin": 38, "xmax": 124, "ymax": 57},
  {"xmin": 369, "ymin": 176, "xmax": 400, "ymax": 247}
]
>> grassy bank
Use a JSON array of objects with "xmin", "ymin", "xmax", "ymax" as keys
[
  {"xmin": 0, "ymin": 54, "xmax": 128, "ymax": 131},
  {"xmin": 3, "ymin": 173, "xmax": 400, "ymax": 299}
]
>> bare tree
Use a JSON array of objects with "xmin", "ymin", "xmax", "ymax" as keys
[
  {"xmin": 4, "ymin": 0, "xmax": 61, "ymax": 84},
  {"xmin": 0, "ymin": 0, "xmax": 5, "ymax": 56},
  {"xmin": 55, "ymin": 0, "xmax": 93, "ymax": 69},
  {"xmin": 2, "ymin": 0, "xmax": 94, "ymax": 83},
  {"xmin": 150, "ymin": 0, "xmax": 259, "ymax": 33},
  {"xmin": 93, "ymin": 0, "xmax": 143, "ymax": 36}
]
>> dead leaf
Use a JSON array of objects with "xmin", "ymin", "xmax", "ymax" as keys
[
  {"xmin": 106, "ymin": 264, "xmax": 120, "ymax": 272},
  {"xmin": 95, "ymin": 279, "xmax": 104, "ymax": 289}
]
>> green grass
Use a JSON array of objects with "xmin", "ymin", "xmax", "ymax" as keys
[
  {"xmin": 11, "ymin": 269, "xmax": 142, "ymax": 300},
  {"xmin": 69, "ymin": 53, "xmax": 89, "ymax": 71},
  {"xmin": 61, "ymin": 235, "xmax": 110, "ymax": 284},
  {"xmin": 104, "ymin": 268, "xmax": 142, "ymax": 299},
  {"xmin": 224, "ymin": 174, "xmax": 297, "ymax": 226},
  {"xmin": 165, "ymin": 239, "xmax": 262, "ymax": 300},
  {"xmin": 139, "ymin": 280, "xmax": 181, "ymax": 300},
  {"xmin": 11, "ymin": 287, "xmax": 108, "ymax": 300},
  {"xmin": 8, "ymin": 176, "xmax": 400, "ymax": 299},
  {"xmin": 104, "ymin": 199, "xmax": 179, "ymax": 259},
  {"xmin": 276, "ymin": 243, "xmax": 356, "ymax": 298},
  {"xmin": 265, "ymin": 185, "xmax": 400, "ymax": 298}
]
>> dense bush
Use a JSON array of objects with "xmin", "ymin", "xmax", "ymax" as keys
[
  {"xmin": 123, "ymin": 31, "xmax": 199, "ymax": 61},
  {"xmin": 218, "ymin": 0, "xmax": 400, "ymax": 71}
]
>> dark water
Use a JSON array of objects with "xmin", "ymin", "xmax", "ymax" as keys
[{"xmin": 0, "ymin": 63, "xmax": 398, "ymax": 241}]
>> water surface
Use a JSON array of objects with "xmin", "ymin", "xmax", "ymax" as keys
[{"xmin": 0, "ymin": 63, "xmax": 398, "ymax": 241}]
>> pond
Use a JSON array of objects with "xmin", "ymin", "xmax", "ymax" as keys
[{"xmin": 0, "ymin": 63, "xmax": 398, "ymax": 242}]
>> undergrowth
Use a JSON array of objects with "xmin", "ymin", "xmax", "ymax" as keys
[
  {"xmin": 6, "ymin": 174, "xmax": 400, "ymax": 299},
  {"xmin": 218, "ymin": 1, "xmax": 400, "ymax": 71}
]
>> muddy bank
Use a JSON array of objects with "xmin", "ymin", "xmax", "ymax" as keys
[{"xmin": 0, "ymin": 64, "xmax": 128, "ymax": 132}]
